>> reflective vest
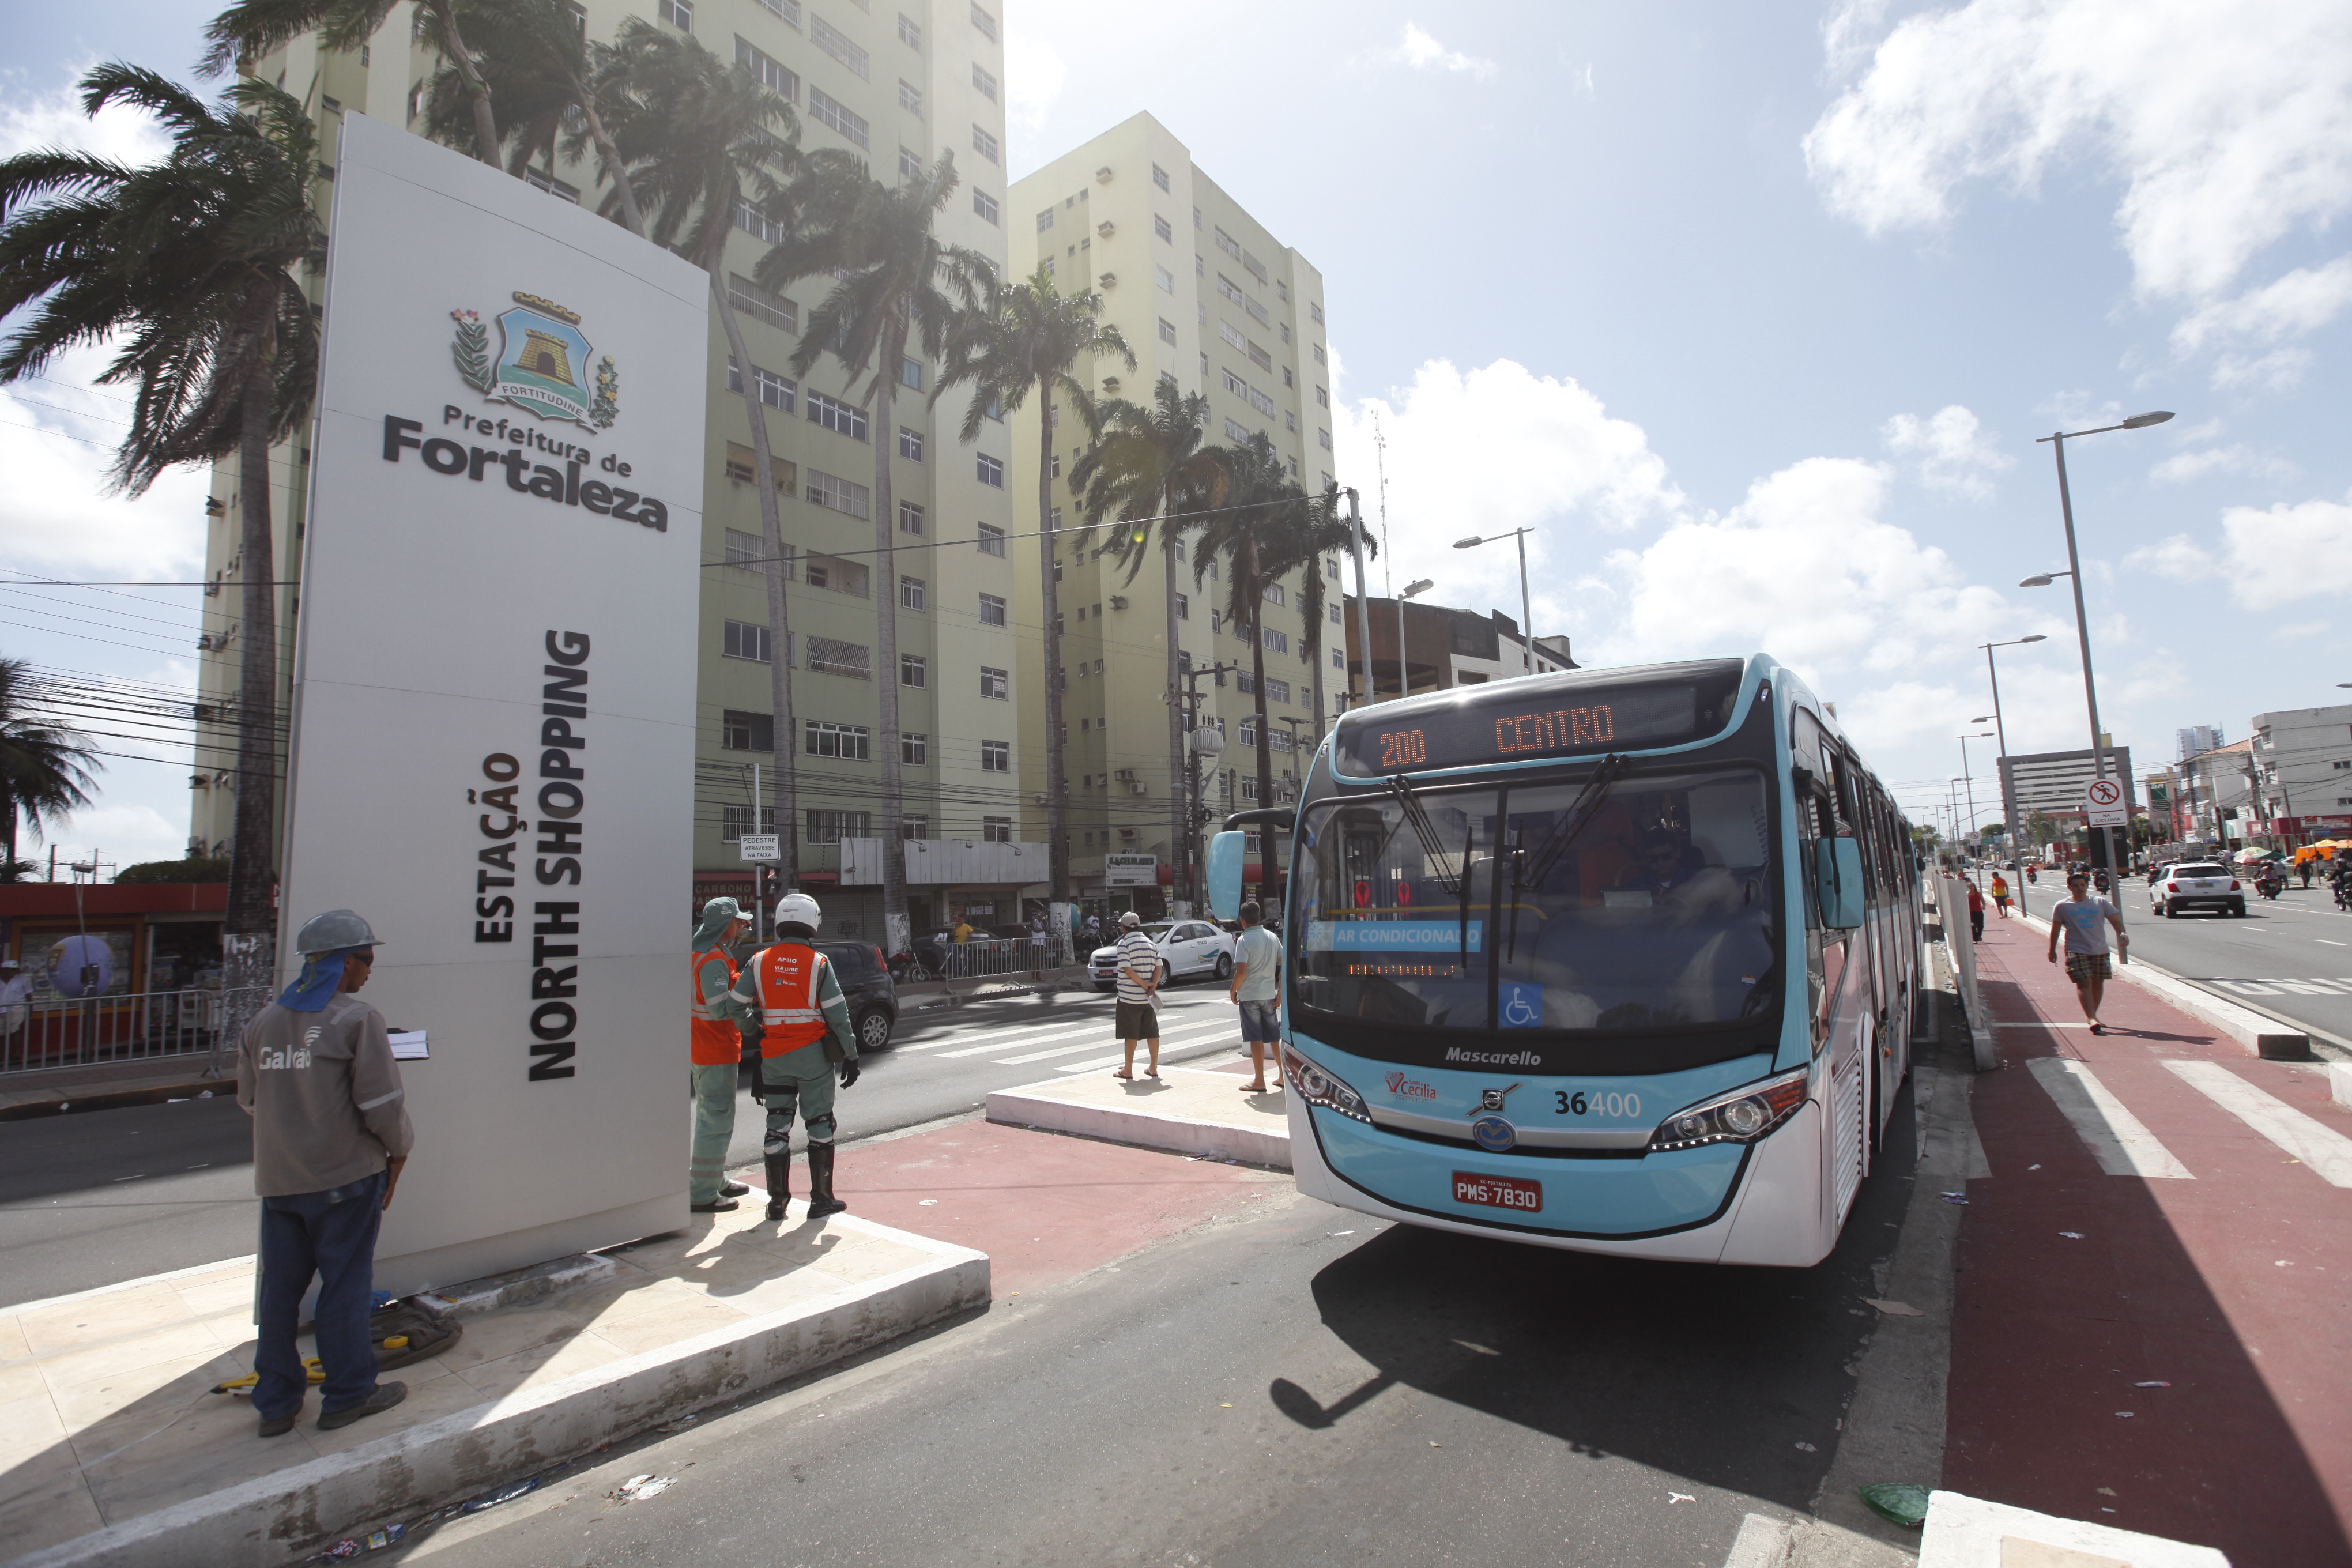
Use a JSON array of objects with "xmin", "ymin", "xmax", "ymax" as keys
[
  {"xmin": 688, "ymin": 948, "xmax": 741, "ymax": 1066},
  {"xmin": 744, "ymin": 942, "xmax": 831, "ymax": 1057}
]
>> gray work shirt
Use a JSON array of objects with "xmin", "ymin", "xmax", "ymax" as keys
[{"xmin": 237, "ymin": 992, "xmax": 415, "ymax": 1198}]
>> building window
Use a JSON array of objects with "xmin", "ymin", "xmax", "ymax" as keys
[
  {"xmin": 897, "ymin": 813, "xmax": 930, "ymax": 840},
  {"xmin": 733, "ymin": 199, "xmax": 788, "ymax": 244},
  {"xmin": 1264, "ymin": 628, "xmax": 1289, "ymax": 653},
  {"xmin": 1156, "ymin": 316, "xmax": 1178, "ymax": 348},
  {"xmin": 1037, "ymin": 207, "xmax": 1056, "ymax": 232},
  {"xmin": 809, "ymin": 86, "xmax": 869, "ymax": 147},
  {"xmin": 972, "ymin": 125, "xmax": 1000, "ymax": 164},
  {"xmin": 1238, "ymin": 720, "xmax": 1257, "ymax": 748},
  {"xmin": 805, "ymin": 720, "xmax": 872, "ymax": 760},
  {"xmin": 1267, "ymin": 677, "xmax": 1291, "ymax": 704},
  {"xmin": 659, "ymin": 0, "xmax": 692, "ymax": 31},
  {"xmin": 900, "ymin": 355, "xmax": 923, "ymax": 389},
  {"xmin": 1285, "ymin": 410, "xmax": 1298, "ymax": 432},
  {"xmin": 903, "ymin": 733, "xmax": 928, "ymax": 766},
  {"xmin": 1215, "ymin": 227, "xmax": 1242, "ymax": 261},
  {"xmin": 899, "ymin": 499, "xmax": 925, "ymax": 534},
  {"xmin": 898, "ymin": 12, "xmax": 921, "ymax": 48},
  {"xmin": 1151, "ymin": 213, "xmax": 1175, "ymax": 245},
  {"xmin": 977, "ymin": 453, "xmax": 1005, "ymax": 487},
  {"xmin": 406, "ymin": 81, "xmax": 421, "ymax": 122},
  {"xmin": 1152, "ymin": 163, "xmax": 1170, "ymax": 192},
  {"xmin": 1156, "ymin": 265, "xmax": 1175, "ymax": 294},
  {"xmin": 1329, "ymin": 602, "xmax": 1342, "ymax": 624},
  {"xmin": 523, "ymin": 167, "xmax": 579, "ymax": 202},
  {"xmin": 1332, "ymin": 648, "xmax": 1345, "ymax": 669},
  {"xmin": 1218, "ymin": 274, "xmax": 1244, "ymax": 307},
  {"xmin": 723, "ymin": 620, "xmax": 773, "ymax": 662},
  {"xmin": 1174, "ymin": 592, "xmax": 1189, "ymax": 620},
  {"xmin": 1243, "ymin": 251, "xmax": 1268, "ymax": 285},
  {"xmin": 1249, "ymin": 342, "xmax": 1273, "ymax": 373},
  {"xmin": 978, "ymin": 523, "xmax": 1006, "ymax": 556},
  {"xmin": 1209, "ymin": 610, "xmax": 1221, "ymax": 634},
  {"xmin": 981, "ymin": 738, "xmax": 1010, "ymax": 772},
  {"xmin": 721, "ymin": 804, "xmax": 762, "ymax": 841},
  {"xmin": 806, "ymin": 637, "xmax": 872, "ymax": 679},
  {"xmin": 972, "ymin": 189, "xmax": 999, "ymax": 224},
  {"xmin": 1313, "ymin": 344, "xmax": 1326, "ymax": 365},
  {"xmin": 1316, "ymin": 385, "xmax": 1329, "ymax": 408},
  {"xmin": 809, "ymin": 14, "xmax": 869, "ymax": 77},
  {"xmin": 728, "ymin": 273, "xmax": 796, "ymax": 331},
  {"xmin": 807, "ymin": 808, "xmax": 872, "ymax": 841},
  {"xmin": 726, "ymin": 529, "xmax": 768, "ymax": 572},
  {"xmin": 982, "ymin": 816, "xmax": 1012, "ymax": 842},
  {"xmin": 900, "ymin": 575, "xmax": 925, "ymax": 610},
  {"xmin": 726, "ymin": 357, "xmax": 796, "ymax": 410},
  {"xmin": 898, "ymin": 79, "xmax": 922, "ymax": 116},
  {"xmin": 972, "ymin": 63, "xmax": 997, "ymax": 100},
  {"xmin": 735, "ymin": 37, "xmax": 798, "ymax": 98},
  {"xmin": 979, "ymin": 592, "xmax": 1007, "ymax": 626},
  {"xmin": 721, "ymin": 709, "xmax": 773, "ymax": 751},
  {"xmin": 899, "ymin": 146, "xmax": 923, "ymax": 181},
  {"xmin": 900, "ymin": 653, "xmax": 928, "ymax": 688},
  {"xmin": 969, "ymin": 3, "xmax": 997, "ymax": 42},
  {"xmin": 806, "ymin": 389, "xmax": 869, "ymax": 440},
  {"xmin": 898, "ymin": 425, "xmax": 924, "ymax": 461},
  {"xmin": 1224, "ymin": 416, "xmax": 1249, "ymax": 442},
  {"xmin": 1265, "ymin": 583, "xmax": 1286, "ymax": 607},
  {"xmin": 980, "ymin": 665, "xmax": 1009, "ymax": 699},
  {"xmin": 1318, "ymin": 427, "xmax": 1333, "ymax": 450},
  {"xmin": 1311, "ymin": 301, "xmax": 1325, "ymax": 324}
]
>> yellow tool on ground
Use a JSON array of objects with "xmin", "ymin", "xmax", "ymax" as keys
[{"xmin": 212, "ymin": 1358, "xmax": 324, "ymax": 1394}]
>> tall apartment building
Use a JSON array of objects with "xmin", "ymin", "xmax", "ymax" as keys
[
  {"xmin": 1006, "ymin": 113, "xmax": 1335, "ymax": 920},
  {"xmin": 187, "ymin": 0, "xmax": 1033, "ymax": 941},
  {"xmin": 2249, "ymin": 704, "xmax": 2352, "ymax": 845}
]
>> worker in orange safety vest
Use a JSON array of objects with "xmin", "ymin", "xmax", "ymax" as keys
[
  {"xmin": 730, "ymin": 892, "xmax": 859, "ymax": 1221},
  {"xmin": 688, "ymin": 896, "xmax": 757, "ymax": 1213}
]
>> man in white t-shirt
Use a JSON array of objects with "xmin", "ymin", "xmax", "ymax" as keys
[
  {"xmin": 2046, "ymin": 871, "xmax": 2128, "ymax": 1034},
  {"xmin": 1110, "ymin": 911, "xmax": 1162, "ymax": 1080}
]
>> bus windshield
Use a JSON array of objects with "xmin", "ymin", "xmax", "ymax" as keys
[{"xmin": 1294, "ymin": 766, "xmax": 1780, "ymax": 1035}]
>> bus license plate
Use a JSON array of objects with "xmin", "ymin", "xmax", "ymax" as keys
[{"xmin": 1453, "ymin": 1172, "xmax": 1541, "ymax": 1212}]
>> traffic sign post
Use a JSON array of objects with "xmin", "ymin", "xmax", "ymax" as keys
[
  {"xmin": 2084, "ymin": 778, "xmax": 2127, "ymax": 828},
  {"xmin": 736, "ymin": 833, "xmax": 781, "ymax": 862}
]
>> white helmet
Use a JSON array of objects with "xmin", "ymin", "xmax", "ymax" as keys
[{"xmin": 775, "ymin": 892, "xmax": 823, "ymax": 931}]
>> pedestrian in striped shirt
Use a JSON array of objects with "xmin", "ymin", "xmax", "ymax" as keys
[{"xmin": 1110, "ymin": 910, "xmax": 1162, "ymax": 1080}]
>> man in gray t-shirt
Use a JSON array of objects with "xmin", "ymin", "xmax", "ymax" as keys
[
  {"xmin": 1230, "ymin": 900, "xmax": 1284, "ymax": 1094},
  {"xmin": 2045, "ymin": 872, "xmax": 2128, "ymax": 1033}
]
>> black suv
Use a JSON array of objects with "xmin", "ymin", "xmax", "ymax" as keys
[{"xmin": 732, "ymin": 940, "xmax": 899, "ymax": 1063}]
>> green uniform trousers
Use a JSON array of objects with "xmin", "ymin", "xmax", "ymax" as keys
[
  {"xmin": 762, "ymin": 1042, "xmax": 838, "ymax": 1153},
  {"xmin": 689, "ymin": 1062, "xmax": 738, "ymax": 1205}
]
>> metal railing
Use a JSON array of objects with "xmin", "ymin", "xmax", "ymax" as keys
[
  {"xmin": 900, "ymin": 935, "xmax": 1073, "ymax": 982},
  {"xmin": 1, "ymin": 986, "xmax": 268, "ymax": 1077}
]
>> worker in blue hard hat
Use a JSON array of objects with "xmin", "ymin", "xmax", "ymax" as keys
[
  {"xmin": 688, "ymin": 896, "xmax": 759, "ymax": 1213},
  {"xmin": 237, "ymin": 909, "xmax": 413, "ymax": 1438}
]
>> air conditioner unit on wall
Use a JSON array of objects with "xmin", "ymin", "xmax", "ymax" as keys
[{"xmin": 1129, "ymin": 782, "xmax": 1147, "ymax": 796}]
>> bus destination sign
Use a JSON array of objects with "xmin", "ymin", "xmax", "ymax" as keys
[{"xmin": 1332, "ymin": 660, "xmax": 1745, "ymax": 777}]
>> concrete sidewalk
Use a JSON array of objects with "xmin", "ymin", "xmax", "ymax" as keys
[
  {"xmin": 986, "ymin": 1064, "xmax": 1291, "ymax": 1169},
  {"xmin": 0, "ymin": 1061, "xmax": 229, "ymax": 1123},
  {"xmin": 1946, "ymin": 913, "xmax": 2352, "ymax": 1566}
]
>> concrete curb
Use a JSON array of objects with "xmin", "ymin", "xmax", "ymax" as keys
[
  {"xmin": 2014, "ymin": 912, "xmax": 2310, "ymax": 1058},
  {"xmin": 1918, "ymin": 1490, "xmax": 2226, "ymax": 1566},
  {"xmin": 985, "ymin": 1083, "xmax": 1291, "ymax": 1170},
  {"xmin": 5, "ymin": 1219, "xmax": 987, "ymax": 1568}
]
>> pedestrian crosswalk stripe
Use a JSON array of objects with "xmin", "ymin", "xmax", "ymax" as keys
[
  {"xmin": 2212, "ymin": 977, "xmax": 2352, "ymax": 996},
  {"xmin": 2027, "ymin": 1059, "xmax": 2195, "ymax": 1179},
  {"xmin": 2163, "ymin": 1060, "xmax": 2352, "ymax": 1187},
  {"xmin": 895, "ymin": 1003, "xmax": 1227, "ymax": 1057},
  {"xmin": 1053, "ymin": 1036, "xmax": 1249, "ymax": 1075},
  {"xmin": 995, "ymin": 1020, "xmax": 1230, "ymax": 1065}
]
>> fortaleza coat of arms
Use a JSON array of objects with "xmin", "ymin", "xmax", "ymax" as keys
[{"xmin": 450, "ymin": 292, "xmax": 618, "ymax": 430}]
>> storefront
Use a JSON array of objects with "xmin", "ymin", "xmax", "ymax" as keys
[{"xmin": 0, "ymin": 883, "xmax": 227, "ymax": 1070}]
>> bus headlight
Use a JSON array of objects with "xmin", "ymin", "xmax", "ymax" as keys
[
  {"xmin": 1648, "ymin": 1068, "xmax": 1810, "ymax": 1152},
  {"xmin": 1282, "ymin": 1047, "xmax": 1371, "ymax": 1124}
]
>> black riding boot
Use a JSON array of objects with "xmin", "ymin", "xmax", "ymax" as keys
[
  {"xmin": 763, "ymin": 1153, "xmax": 793, "ymax": 1222},
  {"xmin": 805, "ymin": 1141, "xmax": 847, "ymax": 1218}
]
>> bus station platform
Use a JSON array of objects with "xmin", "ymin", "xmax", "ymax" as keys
[{"xmin": 1941, "ymin": 910, "xmax": 2352, "ymax": 1566}]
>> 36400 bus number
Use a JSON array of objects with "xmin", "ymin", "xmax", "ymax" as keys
[
  {"xmin": 1377, "ymin": 728, "xmax": 1429, "ymax": 768},
  {"xmin": 1554, "ymin": 1091, "xmax": 1641, "ymax": 1117}
]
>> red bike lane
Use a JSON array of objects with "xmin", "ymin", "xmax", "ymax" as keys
[{"xmin": 1948, "ymin": 911, "xmax": 2352, "ymax": 1565}]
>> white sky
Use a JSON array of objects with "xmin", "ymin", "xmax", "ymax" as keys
[{"xmin": 6, "ymin": 1, "xmax": 2350, "ymax": 865}]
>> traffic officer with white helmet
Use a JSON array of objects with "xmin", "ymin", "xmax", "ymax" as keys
[
  {"xmin": 730, "ymin": 892, "xmax": 860, "ymax": 1220},
  {"xmin": 687, "ymin": 896, "xmax": 757, "ymax": 1213}
]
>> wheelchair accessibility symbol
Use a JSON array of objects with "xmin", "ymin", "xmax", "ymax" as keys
[{"xmin": 1499, "ymin": 983, "xmax": 1543, "ymax": 1028}]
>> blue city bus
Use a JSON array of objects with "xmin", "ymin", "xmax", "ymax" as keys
[{"xmin": 1208, "ymin": 653, "xmax": 1924, "ymax": 1267}]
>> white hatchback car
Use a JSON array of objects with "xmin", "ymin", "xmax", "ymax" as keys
[
  {"xmin": 2151, "ymin": 862, "xmax": 2245, "ymax": 918},
  {"xmin": 1089, "ymin": 920, "xmax": 1239, "ymax": 992}
]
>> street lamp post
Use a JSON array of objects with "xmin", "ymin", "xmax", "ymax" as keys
[
  {"xmin": 2022, "ymin": 409, "xmax": 2173, "ymax": 878},
  {"xmin": 1978, "ymin": 634, "xmax": 2046, "ymax": 910},
  {"xmin": 1453, "ymin": 528, "xmax": 1537, "ymax": 676},
  {"xmin": 1344, "ymin": 488, "xmax": 1377, "ymax": 711},
  {"xmin": 1959, "ymin": 731, "xmax": 1995, "ymax": 849},
  {"xmin": 1394, "ymin": 578, "xmax": 1434, "ymax": 702}
]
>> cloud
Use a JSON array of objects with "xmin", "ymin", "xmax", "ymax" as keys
[
  {"xmin": 0, "ymin": 75, "xmax": 171, "ymax": 164},
  {"xmin": 2124, "ymin": 533, "xmax": 2215, "ymax": 581},
  {"xmin": 1002, "ymin": 32, "xmax": 1067, "ymax": 145},
  {"xmin": 2218, "ymin": 489, "xmax": 2352, "ymax": 606},
  {"xmin": 2147, "ymin": 444, "xmax": 2294, "ymax": 487},
  {"xmin": 2169, "ymin": 255, "xmax": 2352, "ymax": 354},
  {"xmin": 1804, "ymin": 1, "xmax": 2352, "ymax": 315},
  {"xmin": 1389, "ymin": 23, "xmax": 1497, "ymax": 80},
  {"xmin": 1880, "ymin": 404, "xmax": 2013, "ymax": 499}
]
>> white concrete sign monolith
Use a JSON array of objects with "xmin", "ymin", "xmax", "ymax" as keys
[{"xmin": 278, "ymin": 112, "xmax": 707, "ymax": 1292}]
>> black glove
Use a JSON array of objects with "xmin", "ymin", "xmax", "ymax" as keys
[{"xmin": 838, "ymin": 1058, "xmax": 861, "ymax": 1089}]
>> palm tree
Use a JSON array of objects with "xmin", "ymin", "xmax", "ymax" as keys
[
  {"xmin": 0, "ymin": 64, "xmax": 323, "ymax": 1012},
  {"xmin": 203, "ymin": 0, "xmax": 504, "ymax": 167},
  {"xmin": 1071, "ymin": 379, "xmax": 1224, "ymax": 911},
  {"xmin": 422, "ymin": 0, "xmax": 645, "ymax": 233},
  {"xmin": 775, "ymin": 157, "xmax": 990, "ymax": 953},
  {"xmin": 940, "ymin": 265, "xmax": 1133, "ymax": 938},
  {"xmin": 1260, "ymin": 481, "xmax": 1365, "ymax": 749},
  {"xmin": 601, "ymin": 20, "xmax": 842, "ymax": 889},
  {"xmin": 0, "ymin": 659, "xmax": 100, "ymax": 876},
  {"xmin": 1190, "ymin": 434, "xmax": 1307, "ymax": 892}
]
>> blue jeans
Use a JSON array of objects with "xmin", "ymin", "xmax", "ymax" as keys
[
  {"xmin": 255, "ymin": 1170, "xmax": 385, "ymax": 1420},
  {"xmin": 1237, "ymin": 998, "xmax": 1280, "ymax": 1043}
]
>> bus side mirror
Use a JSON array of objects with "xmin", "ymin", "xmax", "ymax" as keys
[
  {"xmin": 1208, "ymin": 831, "xmax": 1246, "ymax": 921},
  {"xmin": 1816, "ymin": 836, "xmax": 1866, "ymax": 929}
]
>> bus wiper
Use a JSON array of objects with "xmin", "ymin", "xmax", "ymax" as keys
[
  {"xmin": 1517, "ymin": 753, "xmax": 1631, "ymax": 889},
  {"xmin": 1387, "ymin": 774, "xmax": 1462, "ymax": 896}
]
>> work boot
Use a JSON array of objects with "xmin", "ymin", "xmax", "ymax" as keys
[
  {"xmin": 318, "ymin": 1381, "xmax": 407, "ymax": 1431},
  {"xmin": 805, "ymin": 1142, "xmax": 847, "ymax": 1218},
  {"xmin": 718, "ymin": 1179, "xmax": 750, "ymax": 1198},
  {"xmin": 689, "ymin": 1194, "xmax": 739, "ymax": 1213},
  {"xmin": 763, "ymin": 1152, "xmax": 793, "ymax": 1222}
]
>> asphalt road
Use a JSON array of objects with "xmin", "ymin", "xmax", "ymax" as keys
[
  {"xmin": 394, "ymin": 1075, "xmax": 1923, "ymax": 1568},
  {"xmin": 2101, "ymin": 883, "xmax": 2352, "ymax": 1047},
  {"xmin": 0, "ymin": 975, "xmax": 1254, "ymax": 1310}
]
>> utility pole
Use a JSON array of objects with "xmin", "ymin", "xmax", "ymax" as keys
[
  {"xmin": 1174, "ymin": 660, "xmax": 1237, "ymax": 913},
  {"xmin": 1275, "ymin": 714, "xmax": 1315, "ymax": 801}
]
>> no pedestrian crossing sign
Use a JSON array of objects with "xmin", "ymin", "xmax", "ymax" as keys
[
  {"xmin": 737, "ymin": 834, "xmax": 781, "ymax": 862},
  {"xmin": 2083, "ymin": 778, "xmax": 2127, "ymax": 828}
]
